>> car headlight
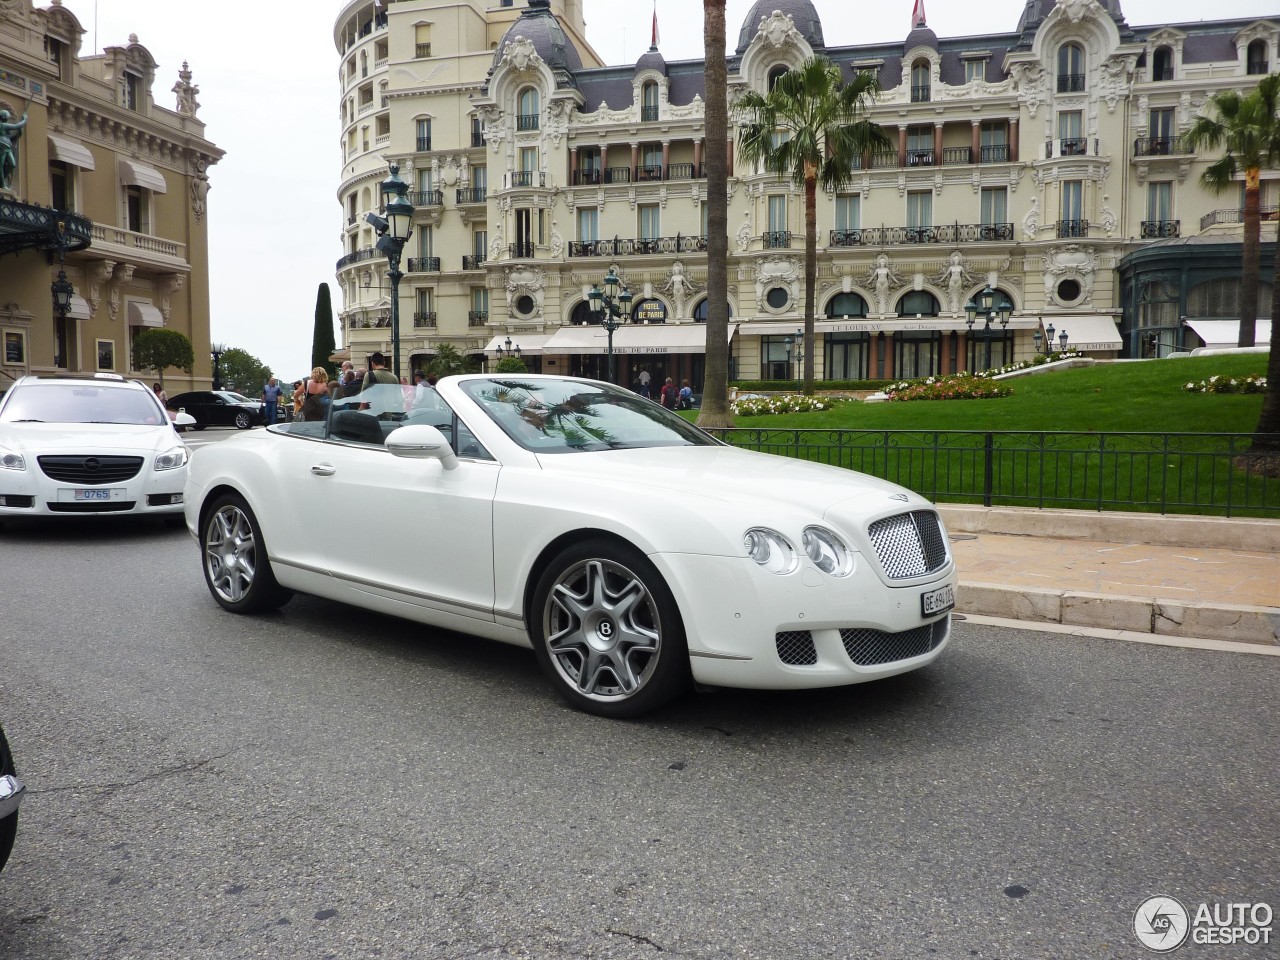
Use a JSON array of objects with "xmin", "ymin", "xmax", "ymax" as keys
[
  {"xmin": 743, "ymin": 527, "xmax": 798, "ymax": 575},
  {"xmin": 0, "ymin": 447, "xmax": 24, "ymax": 471},
  {"xmin": 153, "ymin": 444, "xmax": 189, "ymax": 471},
  {"xmin": 802, "ymin": 526, "xmax": 855, "ymax": 577}
]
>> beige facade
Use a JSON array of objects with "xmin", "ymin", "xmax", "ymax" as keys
[
  {"xmin": 335, "ymin": 0, "xmax": 1278, "ymax": 388},
  {"xmin": 0, "ymin": 0, "xmax": 222, "ymax": 390}
]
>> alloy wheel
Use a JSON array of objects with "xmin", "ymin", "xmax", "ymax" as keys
[{"xmin": 204, "ymin": 504, "xmax": 257, "ymax": 603}]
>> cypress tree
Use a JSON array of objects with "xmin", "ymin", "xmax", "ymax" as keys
[{"xmin": 312, "ymin": 283, "xmax": 337, "ymax": 377}]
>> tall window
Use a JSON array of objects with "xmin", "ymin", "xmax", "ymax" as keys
[
  {"xmin": 767, "ymin": 65, "xmax": 788, "ymax": 91},
  {"xmin": 1057, "ymin": 43, "xmax": 1085, "ymax": 91},
  {"xmin": 1147, "ymin": 182, "xmax": 1173, "ymax": 222},
  {"xmin": 472, "ymin": 287, "xmax": 489, "ymax": 317},
  {"xmin": 1247, "ymin": 39, "xmax": 1269, "ymax": 74},
  {"xmin": 416, "ymin": 118, "xmax": 431, "ymax": 151},
  {"xmin": 123, "ymin": 71, "xmax": 141, "ymax": 110},
  {"xmin": 826, "ymin": 334, "xmax": 870, "ymax": 380},
  {"xmin": 578, "ymin": 207, "xmax": 599, "ymax": 243},
  {"xmin": 640, "ymin": 143, "xmax": 662, "ymax": 180},
  {"xmin": 415, "ymin": 24, "xmax": 431, "ymax": 58},
  {"xmin": 1152, "ymin": 46, "xmax": 1174, "ymax": 81},
  {"xmin": 472, "ymin": 165, "xmax": 486, "ymax": 191},
  {"xmin": 416, "ymin": 168, "xmax": 434, "ymax": 193},
  {"xmin": 638, "ymin": 204, "xmax": 660, "ymax": 240},
  {"xmin": 964, "ymin": 58, "xmax": 987, "ymax": 83},
  {"xmin": 1058, "ymin": 110, "xmax": 1084, "ymax": 155},
  {"xmin": 1149, "ymin": 108, "xmax": 1174, "ymax": 153},
  {"xmin": 641, "ymin": 81, "xmax": 659, "ymax": 121},
  {"xmin": 906, "ymin": 191, "xmax": 932, "ymax": 228},
  {"xmin": 906, "ymin": 125, "xmax": 933, "ymax": 165},
  {"xmin": 980, "ymin": 121, "xmax": 1008, "ymax": 162},
  {"xmin": 473, "ymin": 230, "xmax": 487, "ymax": 258},
  {"xmin": 517, "ymin": 87, "xmax": 540, "ymax": 129},
  {"xmin": 767, "ymin": 195, "xmax": 788, "ymax": 233},
  {"xmin": 46, "ymin": 36, "xmax": 66, "ymax": 81},
  {"xmin": 835, "ymin": 194, "xmax": 861, "ymax": 230},
  {"xmin": 50, "ymin": 161, "xmax": 73, "ymax": 212},
  {"xmin": 911, "ymin": 60, "xmax": 931, "ymax": 102},
  {"xmin": 981, "ymin": 187, "xmax": 1007, "ymax": 226},
  {"xmin": 418, "ymin": 225, "xmax": 434, "ymax": 260},
  {"xmin": 761, "ymin": 336, "xmax": 794, "ymax": 380},
  {"xmin": 124, "ymin": 185, "xmax": 148, "ymax": 233},
  {"xmin": 416, "ymin": 289, "xmax": 433, "ymax": 323}
]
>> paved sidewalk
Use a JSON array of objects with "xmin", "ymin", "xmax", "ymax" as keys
[{"xmin": 937, "ymin": 506, "xmax": 1280, "ymax": 646}]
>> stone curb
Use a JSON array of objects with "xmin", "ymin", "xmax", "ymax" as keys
[{"xmin": 958, "ymin": 581, "xmax": 1280, "ymax": 647}]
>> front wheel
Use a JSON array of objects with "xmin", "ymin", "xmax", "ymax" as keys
[
  {"xmin": 234, "ymin": 411, "xmax": 252, "ymax": 430},
  {"xmin": 0, "ymin": 724, "xmax": 18, "ymax": 873},
  {"xmin": 200, "ymin": 494, "xmax": 292, "ymax": 614},
  {"xmin": 530, "ymin": 539, "xmax": 690, "ymax": 718}
]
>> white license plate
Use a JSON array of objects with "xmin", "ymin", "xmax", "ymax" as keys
[
  {"xmin": 921, "ymin": 584, "xmax": 955, "ymax": 617},
  {"xmin": 66, "ymin": 488, "xmax": 125, "ymax": 502}
]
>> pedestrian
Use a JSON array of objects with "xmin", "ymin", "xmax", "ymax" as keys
[
  {"xmin": 291, "ymin": 381, "xmax": 304, "ymax": 420},
  {"xmin": 660, "ymin": 376, "xmax": 679, "ymax": 410},
  {"xmin": 637, "ymin": 369, "xmax": 651, "ymax": 398},
  {"xmin": 413, "ymin": 370, "xmax": 437, "ymax": 409},
  {"xmin": 152, "ymin": 382, "xmax": 167, "ymax": 408},
  {"xmin": 297, "ymin": 368, "xmax": 331, "ymax": 421},
  {"xmin": 678, "ymin": 379, "xmax": 693, "ymax": 410},
  {"xmin": 362, "ymin": 352, "xmax": 398, "ymax": 389},
  {"xmin": 400, "ymin": 375, "xmax": 414, "ymax": 408},
  {"xmin": 261, "ymin": 376, "xmax": 283, "ymax": 425}
]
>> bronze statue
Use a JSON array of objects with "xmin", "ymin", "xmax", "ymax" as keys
[{"xmin": 0, "ymin": 106, "xmax": 29, "ymax": 191}]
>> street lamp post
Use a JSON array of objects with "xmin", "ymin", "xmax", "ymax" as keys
[
  {"xmin": 794, "ymin": 326, "xmax": 804, "ymax": 394},
  {"xmin": 50, "ymin": 219, "xmax": 72, "ymax": 368},
  {"xmin": 495, "ymin": 336, "xmax": 521, "ymax": 367},
  {"xmin": 210, "ymin": 343, "xmax": 225, "ymax": 390},
  {"xmin": 587, "ymin": 267, "xmax": 632, "ymax": 385},
  {"xmin": 1058, "ymin": 329, "xmax": 1069, "ymax": 352},
  {"xmin": 1032, "ymin": 328, "xmax": 1044, "ymax": 355},
  {"xmin": 964, "ymin": 284, "xmax": 1014, "ymax": 371},
  {"xmin": 366, "ymin": 163, "xmax": 416, "ymax": 381}
]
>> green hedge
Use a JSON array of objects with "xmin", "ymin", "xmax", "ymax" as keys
[{"xmin": 730, "ymin": 379, "xmax": 894, "ymax": 392}]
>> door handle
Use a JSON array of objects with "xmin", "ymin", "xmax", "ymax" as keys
[{"xmin": 311, "ymin": 463, "xmax": 336, "ymax": 477}]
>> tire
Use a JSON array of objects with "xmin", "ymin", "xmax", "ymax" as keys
[
  {"xmin": 0, "ymin": 724, "xmax": 17, "ymax": 874},
  {"xmin": 530, "ymin": 538, "xmax": 690, "ymax": 718},
  {"xmin": 234, "ymin": 411, "xmax": 252, "ymax": 430},
  {"xmin": 193, "ymin": 423, "xmax": 207, "ymax": 432},
  {"xmin": 200, "ymin": 494, "xmax": 292, "ymax": 614}
]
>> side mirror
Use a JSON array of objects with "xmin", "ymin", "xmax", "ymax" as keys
[
  {"xmin": 385, "ymin": 424, "xmax": 458, "ymax": 471},
  {"xmin": 173, "ymin": 412, "xmax": 196, "ymax": 427}
]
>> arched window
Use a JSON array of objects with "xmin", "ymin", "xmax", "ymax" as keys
[
  {"xmin": 1152, "ymin": 45, "xmax": 1174, "ymax": 81},
  {"xmin": 1057, "ymin": 43, "xmax": 1085, "ymax": 92},
  {"xmin": 517, "ymin": 87, "xmax": 540, "ymax": 130},
  {"xmin": 1247, "ymin": 39, "xmax": 1269, "ymax": 74},
  {"xmin": 692, "ymin": 299, "xmax": 732, "ymax": 323},
  {"xmin": 897, "ymin": 290, "xmax": 940, "ymax": 316},
  {"xmin": 767, "ymin": 65, "xmax": 789, "ymax": 91},
  {"xmin": 641, "ymin": 81, "xmax": 659, "ymax": 121},
  {"xmin": 570, "ymin": 300, "xmax": 596, "ymax": 325},
  {"xmin": 910, "ymin": 60, "xmax": 931, "ymax": 102},
  {"xmin": 825, "ymin": 292, "xmax": 868, "ymax": 318}
]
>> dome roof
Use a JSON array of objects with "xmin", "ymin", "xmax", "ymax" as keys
[
  {"xmin": 905, "ymin": 25, "xmax": 939, "ymax": 51},
  {"xmin": 635, "ymin": 46, "xmax": 667, "ymax": 76},
  {"xmin": 736, "ymin": 0, "xmax": 825, "ymax": 54},
  {"xmin": 491, "ymin": 0, "xmax": 584, "ymax": 77}
]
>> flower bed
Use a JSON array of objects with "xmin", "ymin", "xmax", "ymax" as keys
[
  {"xmin": 730, "ymin": 395, "xmax": 845, "ymax": 417},
  {"xmin": 885, "ymin": 372, "xmax": 1012, "ymax": 402},
  {"xmin": 1182, "ymin": 374, "xmax": 1268, "ymax": 394}
]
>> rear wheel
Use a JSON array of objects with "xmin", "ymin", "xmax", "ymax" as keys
[
  {"xmin": 530, "ymin": 539, "xmax": 689, "ymax": 718},
  {"xmin": 234, "ymin": 411, "xmax": 252, "ymax": 430},
  {"xmin": 200, "ymin": 494, "xmax": 292, "ymax": 613},
  {"xmin": 0, "ymin": 724, "xmax": 17, "ymax": 873}
]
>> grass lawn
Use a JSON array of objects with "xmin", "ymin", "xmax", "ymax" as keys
[
  {"xmin": 691, "ymin": 355, "xmax": 1276, "ymax": 516},
  {"xmin": 711, "ymin": 354, "xmax": 1269, "ymax": 434}
]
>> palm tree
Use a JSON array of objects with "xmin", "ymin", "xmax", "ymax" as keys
[
  {"xmin": 1249, "ymin": 74, "xmax": 1280, "ymax": 468},
  {"xmin": 695, "ymin": 0, "xmax": 733, "ymax": 429},
  {"xmin": 737, "ymin": 57, "xmax": 891, "ymax": 395},
  {"xmin": 1185, "ymin": 74, "xmax": 1280, "ymax": 348},
  {"xmin": 427, "ymin": 342, "xmax": 476, "ymax": 378}
]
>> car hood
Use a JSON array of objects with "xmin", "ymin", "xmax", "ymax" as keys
[
  {"xmin": 0, "ymin": 423, "xmax": 180, "ymax": 453},
  {"xmin": 534, "ymin": 443, "xmax": 928, "ymax": 518}
]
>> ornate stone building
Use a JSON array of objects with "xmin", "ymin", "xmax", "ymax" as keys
[
  {"xmin": 0, "ymin": 0, "xmax": 222, "ymax": 389},
  {"xmin": 334, "ymin": 0, "xmax": 1277, "ymax": 388}
]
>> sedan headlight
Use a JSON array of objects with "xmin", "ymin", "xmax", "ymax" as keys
[
  {"xmin": 802, "ymin": 526, "xmax": 855, "ymax": 578},
  {"xmin": 0, "ymin": 447, "xmax": 24, "ymax": 471},
  {"xmin": 153, "ymin": 444, "xmax": 189, "ymax": 472},
  {"xmin": 743, "ymin": 527, "xmax": 798, "ymax": 575}
]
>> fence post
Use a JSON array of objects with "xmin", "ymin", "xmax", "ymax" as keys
[{"xmin": 983, "ymin": 432, "xmax": 994, "ymax": 507}]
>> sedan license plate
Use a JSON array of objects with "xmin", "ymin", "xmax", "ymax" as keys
[
  {"xmin": 921, "ymin": 584, "xmax": 955, "ymax": 617},
  {"xmin": 68, "ymin": 488, "xmax": 125, "ymax": 502}
]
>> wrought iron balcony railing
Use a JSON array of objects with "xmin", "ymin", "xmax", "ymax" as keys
[
  {"xmin": 408, "ymin": 190, "xmax": 443, "ymax": 206},
  {"xmin": 605, "ymin": 167, "xmax": 631, "ymax": 184},
  {"xmin": 1133, "ymin": 136, "xmax": 1187, "ymax": 156},
  {"xmin": 415, "ymin": 42, "xmax": 431, "ymax": 58},
  {"xmin": 1152, "ymin": 67, "xmax": 1174, "ymax": 81},
  {"xmin": 942, "ymin": 147, "xmax": 971, "ymax": 165},
  {"xmin": 567, "ymin": 235, "xmax": 708, "ymax": 257},
  {"xmin": 906, "ymin": 149, "xmax": 935, "ymax": 166},
  {"xmin": 1140, "ymin": 220, "xmax": 1180, "ymax": 239},
  {"xmin": 516, "ymin": 114, "xmax": 539, "ymax": 131},
  {"xmin": 1247, "ymin": 60, "xmax": 1269, "ymax": 75},
  {"xmin": 1058, "ymin": 137, "xmax": 1089, "ymax": 156},
  {"xmin": 456, "ymin": 187, "xmax": 486, "ymax": 204},
  {"xmin": 471, "ymin": 130, "xmax": 486, "ymax": 148},
  {"xmin": 507, "ymin": 171, "xmax": 546, "ymax": 188},
  {"xmin": 413, "ymin": 311, "xmax": 437, "ymax": 328},
  {"xmin": 572, "ymin": 169, "xmax": 602, "ymax": 185},
  {"xmin": 1199, "ymin": 205, "xmax": 1280, "ymax": 230},
  {"xmin": 462, "ymin": 254, "xmax": 485, "ymax": 270},
  {"xmin": 407, "ymin": 257, "xmax": 440, "ymax": 272},
  {"xmin": 762, "ymin": 231, "xmax": 793, "ymax": 249},
  {"xmin": 416, "ymin": 136, "xmax": 431, "ymax": 152},
  {"xmin": 468, "ymin": 310, "xmax": 489, "ymax": 326},
  {"xmin": 828, "ymin": 223, "xmax": 1014, "ymax": 246},
  {"xmin": 1057, "ymin": 73, "xmax": 1086, "ymax": 92},
  {"xmin": 336, "ymin": 247, "xmax": 379, "ymax": 270},
  {"xmin": 635, "ymin": 164, "xmax": 663, "ymax": 182},
  {"xmin": 508, "ymin": 241, "xmax": 536, "ymax": 258},
  {"xmin": 1056, "ymin": 219, "xmax": 1089, "ymax": 238},
  {"xmin": 980, "ymin": 143, "xmax": 1010, "ymax": 163},
  {"xmin": 910, "ymin": 84, "xmax": 930, "ymax": 102},
  {"xmin": 641, "ymin": 105, "xmax": 659, "ymax": 121}
]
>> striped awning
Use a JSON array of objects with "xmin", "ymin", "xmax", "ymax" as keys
[
  {"xmin": 127, "ymin": 301, "xmax": 164, "ymax": 327},
  {"xmin": 118, "ymin": 158, "xmax": 168, "ymax": 194},
  {"xmin": 47, "ymin": 134, "xmax": 95, "ymax": 170}
]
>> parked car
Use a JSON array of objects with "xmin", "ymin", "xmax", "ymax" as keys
[
  {"xmin": 167, "ymin": 391, "xmax": 264, "ymax": 430},
  {"xmin": 0, "ymin": 373, "xmax": 193, "ymax": 521},
  {"xmin": 184, "ymin": 375, "xmax": 956, "ymax": 717},
  {"xmin": 0, "ymin": 723, "xmax": 23, "ymax": 874}
]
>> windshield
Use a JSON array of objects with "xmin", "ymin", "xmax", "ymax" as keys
[
  {"xmin": 460, "ymin": 377, "xmax": 718, "ymax": 453},
  {"xmin": 218, "ymin": 392, "xmax": 254, "ymax": 404},
  {"xmin": 0, "ymin": 383, "xmax": 166, "ymax": 425}
]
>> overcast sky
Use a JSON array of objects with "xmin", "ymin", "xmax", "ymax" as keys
[{"xmin": 86, "ymin": 0, "xmax": 1276, "ymax": 380}]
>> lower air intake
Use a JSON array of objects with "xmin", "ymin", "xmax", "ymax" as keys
[{"xmin": 840, "ymin": 617, "xmax": 949, "ymax": 666}]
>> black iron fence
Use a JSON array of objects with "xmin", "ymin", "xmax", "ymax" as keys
[{"xmin": 704, "ymin": 428, "xmax": 1280, "ymax": 517}]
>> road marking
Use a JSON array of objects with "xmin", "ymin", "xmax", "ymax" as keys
[{"xmin": 958, "ymin": 614, "xmax": 1280, "ymax": 657}]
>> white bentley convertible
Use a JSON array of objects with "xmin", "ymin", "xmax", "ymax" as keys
[{"xmin": 184, "ymin": 375, "xmax": 956, "ymax": 717}]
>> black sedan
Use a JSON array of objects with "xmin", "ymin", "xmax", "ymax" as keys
[{"xmin": 167, "ymin": 391, "xmax": 264, "ymax": 430}]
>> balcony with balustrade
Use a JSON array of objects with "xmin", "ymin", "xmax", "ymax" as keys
[
  {"xmin": 516, "ymin": 114, "xmax": 539, "ymax": 131},
  {"xmin": 462, "ymin": 254, "xmax": 485, "ymax": 270},
  {"xmin": 468, "ymin": 310, "xmax": 489, "ymax": 327},
  {"xmin": 407, "ymin": 257, "xmax": 440, "ymax": 272},
  {"xmin": 408, "ymin": 190, "xmax": 443, "ymax": 207},
  {"xmin": 762, "ymin": 231, "xmax": 793, "ymax": 249},
  {"xmin": 506, "ymin": 171, "xmax": 546, "ymax": 189},
  {"xmin": 566, "ymin": 235, "xmax": 708, "ymax": 257},
  {"xmin": 1139, "ymin": 220, "xmax": 1180, "ymax": 239},
  {"xmin": 828, "ymin": 223, "xmax": 1014, "ymax": 246},
  {"xmin": 456, "ymin": 187, "xmax": 486, "ymax": 205},
  {"xmin": 1056, "ymin": 219, "xmax": 1089, "ymax": 239},
  {"xmin": 1057, "ymin": 73, "xmax": 1086, "ymax": 92},
  {"xmin": 336, "ymin": 246, "xmax": 379, "ymax": 270},
  {"xmin": 1133, "ymin": 136, "xmax": 1189, "ymax": 157},
  {"xmin": 413, "ymin": 311, "xmax": 437, "ymax": 328}
]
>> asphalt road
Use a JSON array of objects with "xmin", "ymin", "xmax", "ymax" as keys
[{"xmin": 0, "ymin": 515, "xmax": 1276, "ymax": 960}]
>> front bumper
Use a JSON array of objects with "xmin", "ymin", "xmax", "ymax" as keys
[
  {"xmin": 652, "ymin": 550, "xmax": 956, "ymax": 690},
  {"xmin": 0, "ymin": 773, "xmax": 23, "ymax": 819},
  {"xmin": 0, "ymin": 468, "xmax": 187, "ymax": 516}
]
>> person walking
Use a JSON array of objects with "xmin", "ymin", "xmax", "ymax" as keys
[
  {"xmin": 659, "ymin": 376, "xmax": 679, "ymax": 410},
  {"xmin": 362, "ymin": 352, "xmax": 398, "ymax": 389},
  {"xmin": 678, "ymin": 379, "xmax": 693, "ymax": 410},
  {"xmin": 637, "ymin": 369, "xmax": 651, "ymax": 398},
  {"xmin": 261, "ymin": 377, "xmax": 283, "ymax": 425}
]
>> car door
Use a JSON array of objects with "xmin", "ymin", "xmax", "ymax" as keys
[
  {"xmin": 301, "ymin": 406, "xmax": 499, "ymax": 624},
  {"xmin": 176, "ymin": 392, "xmax": 213, "ymax": 425}
]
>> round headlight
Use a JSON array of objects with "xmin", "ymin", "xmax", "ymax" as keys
[
  {"xmin": 743, "ymin": 527, "xmax": 798, "ymax": 575},
  {"xmin": 802, "ymin": 526, "xmax": 854, "ymax": 577}
]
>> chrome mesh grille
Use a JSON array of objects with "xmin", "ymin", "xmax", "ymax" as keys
[
  {"xmin": 867, "ymin": 510, "xmax": 948, "ymax": 579},
  {"xmin": 840, "ymin": 617, "xmax": 949, "ymax": 666},
  {"xmin": 775, "ymin": 631, "xmax": 817, "ymax": 666}
]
